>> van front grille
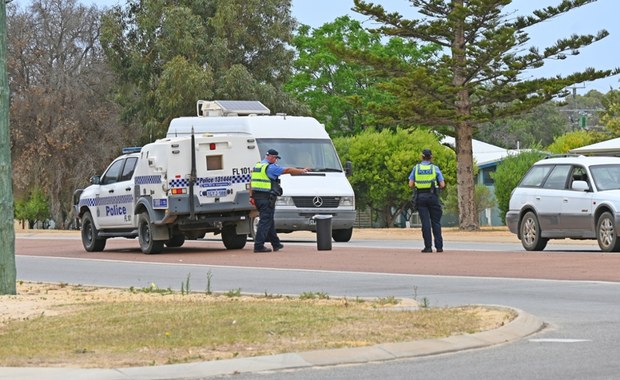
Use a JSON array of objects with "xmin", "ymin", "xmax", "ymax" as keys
[{"xmin": 292, "ymin": 196, "xmax": 341, "ymax": 208}]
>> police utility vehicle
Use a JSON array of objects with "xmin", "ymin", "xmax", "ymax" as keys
[
  {"xmin": 73, "ymin": 133, "xmax": 258, "ymax": 254},
  {"xmin": 166, "ymin": 100, "xmax": 356, "ymax": 242}
]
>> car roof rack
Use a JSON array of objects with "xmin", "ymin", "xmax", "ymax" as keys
[{"xmin": 543, "ymin": 154, "xmax": 583, "ymax": 159}]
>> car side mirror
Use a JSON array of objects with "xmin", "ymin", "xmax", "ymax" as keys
[
  {"xmin": 345, "ymin": 161, "xmax": 353, "ymax": 177},
  {"xmin": 90, "ymin": 175, "xmax": 101, "ymax": 185},
  {"xmin": 572, "ymin": 180, "xmax": 589, "ymax": 191}
]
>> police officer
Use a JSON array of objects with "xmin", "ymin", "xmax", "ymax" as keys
[
  {"xmin": 250, "ymin": 149, "xmax": 309, "ymax": 253},
  {"xmin": 408, "ymin": 148, "xmax": 446, "ymax": 253}
]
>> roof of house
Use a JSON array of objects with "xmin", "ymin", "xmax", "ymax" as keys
[
  {"xmin": 441, "ymin": 136, "xmax": 518, "ymax": 168},
  {"xmin": 569, "ymin": 137, "xmax": 620, "ymax": 156}
]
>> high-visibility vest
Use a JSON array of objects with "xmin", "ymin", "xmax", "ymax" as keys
[
  {"xmin": 414, "ymin": 163, "xmax": 437, "ymax": 189},
  {"xmin": 251, "ymin": 162, "xmax": 272, "ymax": 192}
]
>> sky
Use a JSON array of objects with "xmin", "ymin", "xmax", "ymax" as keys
[{"xmin": 12, "ymin": 0, "xmax": 620, "ymax": 94}]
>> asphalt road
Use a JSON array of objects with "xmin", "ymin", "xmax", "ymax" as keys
[{"xmin": 12, "ymin": 231, "xmax": 620, "ymax": 379}]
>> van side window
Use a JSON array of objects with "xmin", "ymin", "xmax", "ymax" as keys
[
  {"xmin": 120, "ymin": 157, "xmax": 138, "ymax": 181},
  {"xmin": 101, "ymin": 159, "xmax": 124, "ymax": 185}
]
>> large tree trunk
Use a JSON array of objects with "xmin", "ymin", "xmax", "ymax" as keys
[
  {"xmin": 451, "ymin": 2, "xmax": 478, "ymax": 231},
  {"xmin": 455, "ymin": 122, "xmax": 478, "ymax": 230}
]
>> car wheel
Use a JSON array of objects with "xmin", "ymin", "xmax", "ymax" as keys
[
  {"xmin": 222, "ymin": 225, "xmax": 247, "ymax": 249},
  {"xmin": 138, "ymin": 212, "xmax": 164, "ymax": 254},
  {"xmin": 81, "ymin": 211, "xmax": 106, "ymax": 252},
  {"xmin": 519, "ymin": 211, "xmax": 548, "ymax": 251},
  {"xmin": 597, "ymin": 211, "xmax": 620, "ymax": 252}
]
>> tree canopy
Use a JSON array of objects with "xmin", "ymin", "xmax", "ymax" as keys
[
  {"xmin": 601, "ymin": 89, "xmax": 620, "ymax": 134},
  {"xmin": 333, "ymin": 128, "xmax": 456, "ymax": 227},
  {"xmin": 100, "ymin": 0, "xmax": 305, "ymax": 139},
  {"xmin": 7, "ymin": 0, "xmax": 132, "ymax": 229},
  {"xmin": 287, "ymin": 16, "xmax": 438, "ymax": 137},
  {"xmin": 352, "ymin": 0, "xmax": 620, "ymax": 230}
]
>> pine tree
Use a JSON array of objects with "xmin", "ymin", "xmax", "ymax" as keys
[{"xmin": 353, "ymin": 0, "xmax": 620, "ymax": 229}]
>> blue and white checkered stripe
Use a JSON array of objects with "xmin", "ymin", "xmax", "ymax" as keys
[
  {"xmin": 79, "ymin": 194, "xmax": 133, "ymax": 208},
  {"xmin": 169, "ymin": 174, "xmax": 251, "ymax": 188},
  {"xmin": 135, "ymin": 175, "xmax": 161, "ymax": 185}
]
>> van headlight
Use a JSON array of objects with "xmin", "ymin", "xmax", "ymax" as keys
[
  {"xmin": 276, "ymin": 196, "xmax": 295, "ymax": 206},
  {"xmin": 339, "ymin": 196, "xmax": 355, "ymax": 207}
]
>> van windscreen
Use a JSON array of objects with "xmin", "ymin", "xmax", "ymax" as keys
[{"xmin": 256, "ymin": 139, "xmax": 343, "ymax": 172}]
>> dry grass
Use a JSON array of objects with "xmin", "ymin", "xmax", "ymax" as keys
[{"xmin": 0, "ymin": 282, "xmax": 515, "ymax": 368}]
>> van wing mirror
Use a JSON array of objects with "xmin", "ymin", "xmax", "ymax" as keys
[
  {"xmin": 345, "ymin": 161, "xmax": 353, "ymax": 177},
  {"xmin": 90, "ymin": 175, "xmax": 101, "ymax": 185}
]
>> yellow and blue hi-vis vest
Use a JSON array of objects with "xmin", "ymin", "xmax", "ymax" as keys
[
  {"xmin": 414, "ymin": 163, "xmax": 437, "ymax": 190},
  {"xmin": 251, "ymin": 162, "xmax": 272, "ymax": 192}
]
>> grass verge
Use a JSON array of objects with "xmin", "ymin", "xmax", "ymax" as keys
[{"xmin": 0, "ymin": 282, "xmax": 516, "ymax": 368}]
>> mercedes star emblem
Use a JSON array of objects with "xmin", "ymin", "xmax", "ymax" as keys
[{"xmin": 312, "ymin": 196, "xmax": 323, "ymax": 207}]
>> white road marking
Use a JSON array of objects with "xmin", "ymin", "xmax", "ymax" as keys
[{"xmin": 529, "ymin": 339, "xmax": 591, "ymax": 343}]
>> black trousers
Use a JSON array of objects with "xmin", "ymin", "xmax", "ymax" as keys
[{"xmin": 417, "ymin": 192, "xmax": 443, "ymax": 250}]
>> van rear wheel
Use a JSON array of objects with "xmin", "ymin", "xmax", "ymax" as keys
[
  {"xmin": 222, "ymin": 225, "xmax": 247, "ymax": 249},
  {"xmin": 138, "ymin": 212, "xmax": 164, "ymax": 254}
]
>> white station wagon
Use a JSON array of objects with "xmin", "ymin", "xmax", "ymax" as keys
[{"xmin": 506, "ymin": 155, "xmax": 620, "ymax": 252}]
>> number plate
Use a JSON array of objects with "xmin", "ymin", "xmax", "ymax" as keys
[
  {"xmin": 205, "ymin": 188, "xmax": 228, "ymax": 197},
  {"xmin": 152, "ymin": 198, "xmax": 168, "ymax": 208}
]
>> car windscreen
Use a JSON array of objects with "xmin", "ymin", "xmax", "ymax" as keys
[
  {"xmin": 256, "ymin": 138, "xmax": 343, "ymax": 172},
  {"xmin": 590, "ymin": 164, "xmax": 620, "ymax": 191}
]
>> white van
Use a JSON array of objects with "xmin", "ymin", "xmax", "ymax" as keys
[{"xmin": 166, "ymin": 100, "xmax": 356, "ymax": 242}]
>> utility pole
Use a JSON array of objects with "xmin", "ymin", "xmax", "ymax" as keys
[{"xmin": 0, "ymin": 0, "xmax": 16, "ymax": 295}]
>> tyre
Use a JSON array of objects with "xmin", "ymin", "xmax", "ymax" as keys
[
  {"xmin": 165, "ymin": 234, "xmax": 185, "ymax": 248},
  {"xmin": 138, "ymin": 212, "xmax": 164, "ymax": 254},
  {"xmin": 81, "ymin": 211, "xmax": 106, "ymax": 252},
  {"xmin": 519, "ymin": 211, "xmax": 548, "ymax": 251},
  {"xmin": 332, "ymin": 227, "xmax": 353, "ymax": 242},
  {"xmin": 597, "ymin": 211, "xmax": 620, "ymax": 252},
  {"xmin": 249, "ymin": 216, "xmax": 259, "ymax": 240},
  {"xmin": 222, "ymin": 225, "xmax": 247, "ymax": 250}
]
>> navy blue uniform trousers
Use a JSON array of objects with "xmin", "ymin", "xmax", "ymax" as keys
[
  {"xmin": 254, "ymin": 195, "xmax": 282, "ymax": 250},
  {"xmin": 417, "ymin": 192, "xmax": 443, "ymax": 250}
]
